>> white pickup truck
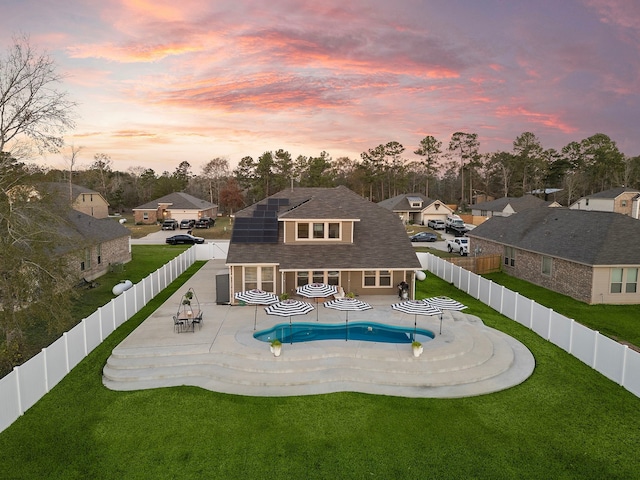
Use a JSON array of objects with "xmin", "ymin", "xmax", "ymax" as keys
[{"xmin": 447, "ymin": 237, "xmax": 469, "ymax": 256}]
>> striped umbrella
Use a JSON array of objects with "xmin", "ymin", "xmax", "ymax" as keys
[
  {"xmin": 296, "ymin": 283, "xmax": 339, "ymax": 320},
  {"xmin": 324, "ymin": 297, "xmax": 372, "ymax": 341},
  {"xmin": 424, "ymin": 296, "xmax": 468, "ymax": 311},
  {"xmin": 265, "ymin": 299, "xmax": 315, "ymax": 344},
  {"xmin": 391, "ymin": 300, "xmax": 442, "ymax": 335},
  {"xmin": 234, "ymin": 289, "xmax": 279, "ymax": 330}
]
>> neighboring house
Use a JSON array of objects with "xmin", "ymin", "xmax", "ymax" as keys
[
  {"xmin": 226, "ymin": 186, "xmax": 422, "ymax": 300},
  {"xmin": 570, "ymin": 187, "xmax": 640, "ymax": 219},
  {"xmin": 378, "ymin": 193, "xmax": 453, "ymax": 225},
  {"xmin": 65, "ymin": 210, "xmax": 132, "ymax": 281},
  {"xmin": 471, "ymin": 195, "xmax": 560, "ymax": 218},
  {"xmin": 45, "ymin": 182, "xmax": 110, "ymax": 219},
  {"xmin": 132, "ymin": 192, "xmax": 218, "ymax": 225},
  {"xmin": 466, "ymin": 207, "xmax": 640, "ymax": 304}
]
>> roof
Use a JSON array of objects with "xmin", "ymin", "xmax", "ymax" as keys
[
  {"xmin": 472, "ymin": 194, "xmax": 547, "ymax": 213},
  {"xmin": 42, "ymin": 182, "xmax": 109, "ymax": 203},
  {"xmin": 227, "ymin": 186, "xmax": 421, "ymax": 270},
  {"xmin": 133, "ymin": 192, "xmax": 216, "ymax": 210},
  {"xmin": 586, "ymin": 187, "xmax": 640, "ymax": 199},
  {"xmin": 377, "ymin": 193, "xmax": 437, "ymax": 212},
  {"xmin": 53, "ymin": 208, "xmax": 130, "ymax": 255},
  {"xmin": 467, "ymin": 207, "xmax": 640, "ymax": 266}
]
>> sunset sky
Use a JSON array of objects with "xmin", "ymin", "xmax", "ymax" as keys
[{"xmin": 4, "ymin": 0, "xmax": 640, "ymax": 174}]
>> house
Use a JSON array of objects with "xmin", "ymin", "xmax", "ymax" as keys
[
  {"xmin": 64, "ymin": 210, "xmax": 132, "ymax": 281},
  {"xmin": 471, "ymin": 194, "xmax": 560, "ymax": 218},
  {"xmin": 377, "ymin": 193, "xmax": 453, "ymax": 225},
  {"xmin": 45, "ymin": 182, "xmax": 110, "ymax": 219},
  {"xmin": 132, "ymin": 192, "xmax": 218, "ymax": 225},
  {"xmin": 466, "ymin": 207, "xmax": 640, "ymax": 304},
  {"xmin": 570, "ymin": 187, "xmax": 640, "ymax": 219},
  {"xmin": 226, "ymin": 186, "xmax": 422, "ymax": 300}
]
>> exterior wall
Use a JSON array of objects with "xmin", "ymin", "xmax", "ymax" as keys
[
  {"xmin": 73, "ymin": 193, "xmax": 109, "ymax": 219},
  {"xmin": 592, "ymin": 266, "xmax": 640, "ymax": 304},
  {"xmin": 74, "ymin": 236, "xmax": 132, "ymax": 281},
  {"xmin": 614, "ymin": 193, "xmax": 638, "ymax": 217},
  {"xmin": 133, "ymin": 209, "xmax": 161, "ymax": 224},
  {"xmin": 469, "ymin": 238, "xmax": 594, "ymax": 303},
  {"xmin": 571, "ymin": 198, "xmax": 613, "ymax": 212}
]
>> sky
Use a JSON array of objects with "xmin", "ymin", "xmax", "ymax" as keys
[{"xmin": 3, "ymin": 0, "xmax": 640, "ymax": 175}]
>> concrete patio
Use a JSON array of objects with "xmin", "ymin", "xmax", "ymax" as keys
[{"xmin": 103, "ymin": 259, "xmax": 535, "ymax": 398}]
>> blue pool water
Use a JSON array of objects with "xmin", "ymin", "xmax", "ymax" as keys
[{"xmin": 254, "ymin": 321, "xmax": 434, "ymax": 344}]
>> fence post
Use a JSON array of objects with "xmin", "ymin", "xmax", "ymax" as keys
[
  {"xmin": 42, "ymin": 348, "xmax": 49, "ymax": 393},
  {"xmin": 63, "ymin": 332, "xmax": 70, "ymax": 374},
  {"xmin": 499, "ymin": 285, "xmax": 505, "ymax": 314},
  {"xmin": 14, "ymin": 366, "xmax": 23, "ymax": 416},
  {"xmin": 547, "ymin": 308, "xmax": 553, "ymax": 340},
  {"xmin": 82, "ymin": 319, "xmax": 88, "ymax": 356},
  {"xmin": 621, "ymin": 345, "xmax": 629, "ymax": 387},
  {"xmin": 98, "ymin": 307, "xmax": 104, "ymax": 343},
  {"xmin": 593, "ymin": 332, "xmax": 599, "ymax": 368},
  {"xmin": 569, "ymin": 319, "xmax": 574, "ymax": 354}
]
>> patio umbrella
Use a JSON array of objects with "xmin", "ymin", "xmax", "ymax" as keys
[
  {"xmin": 424, "ymin": 296, "xmax": 468, "ymax": 311},
  {"xmin": 423, "ymin": 297, "xmax": 467, "ymax": 334},
  {"xmin": 234, "ymin": 289, "xmax": 279, "ymax": 330},
  {"xmin": 323, "ymin": 297, "xmax": 372, "ymax": 341},
  {"xmin": 265, "ymin": 299, "xmax": 315, "ymax": 343},
  {"xmin": 391, "ymin": 300, "xmax": 442, "ymax": 336},
  {"xmin": 296, "ymin": 283, "xmax": 339, "ymax": 321}
]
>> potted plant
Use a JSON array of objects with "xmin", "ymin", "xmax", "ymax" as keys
[
  {"xmin": 279, "ymin": 292, "xmax": 289, "ymax": 301},
  {"xmin": 270, "ymin": 339, "xmax": 282, "ymax": 357},
  {"xmin": 412, "ymin": 340, "xmax": 423, "ymax": 357},
  {"xmin": 346, "ymin": 291, "xmax": 356, "ymax": 299}
]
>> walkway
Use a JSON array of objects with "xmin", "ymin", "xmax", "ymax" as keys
[{"xmin": 103, "ymin": 259, "xmax": 535, "ymax": 398}]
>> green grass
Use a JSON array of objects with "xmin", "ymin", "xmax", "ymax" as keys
[
  {"xmin": 484, "ymin": 272, "xmax": 640, "ymax": 349},
  {"xmin": 1, "ymin": 272, "xmax": 639, "ymax": 479}
]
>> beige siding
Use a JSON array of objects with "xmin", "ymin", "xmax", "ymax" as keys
[
  {"xmin": 592, "ymin": 266, "xmax": 640, "ymax": 304},
  {"xmin": 73, "ymin": 193, "xmax": 109, "ymax": 219},
  {"xmin": 285, "ymin": 220, "xmax": 354, "ymax": 244}
]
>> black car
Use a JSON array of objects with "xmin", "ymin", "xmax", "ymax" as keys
[
  {"xmin": 410, "ymin": 232, "xmax": 437, "ymax": 242},
  {"xmin": 195, "ymin": 218, "xmax": 214, "ymax": 228},
  {"xmin": 166, "ymin": 234, "xmax": 205, "ymax": 245}
]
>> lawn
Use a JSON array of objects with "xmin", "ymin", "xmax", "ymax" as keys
[
  {"xmin": 1, "ymin": 270, "xmax": 639, "ymax": 479},
  {"xmin": 484, "ymin": 272, "xmax": 640, "ymax": 350}
]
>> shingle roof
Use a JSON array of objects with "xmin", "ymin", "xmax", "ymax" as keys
[
  {"xmin": 587, "ymin": 187, "xmax": 640, "ymax": 199},
  {"xmin": 378, "ymin": 193, "xmax": 436, "ymax": 212},
  {"xmin": 133, "ymin": 192, "xmax": 216, "ymax": 210},
  {"xmin": 227, "ymin": 186, "xmax": 421, "ymax": 270},
  {"xmin": 467, "ymin": 207, "xmax": 640, "ymax": 265},
  {"xmin": 472, "ymin": 194, "xmax": 547, "ymax": 213}
]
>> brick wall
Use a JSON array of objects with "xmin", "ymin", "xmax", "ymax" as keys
[
  {"xmin": 74, "ymin": 236, "xmax": 132, "ymax": 281},
  {"xmin": 470, "ymin": 237, "xmax": 593, "ymax": 303}
]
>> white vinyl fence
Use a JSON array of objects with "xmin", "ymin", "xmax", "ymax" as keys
[
  {"xmin": 0, "ymin": 246, "xmax": 206, "ymax": 434},
  {"xmin": 418, "ymin": 252, "xmax": 640, "ymax": 399}
]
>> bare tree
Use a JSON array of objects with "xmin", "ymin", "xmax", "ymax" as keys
[
  {"xmin": 64, "ymin": 145, "xmax": 82, "ymax": 204},
  {"xmin": 0, "ymin": 34, "xmax": 76, "ymax": 155}
]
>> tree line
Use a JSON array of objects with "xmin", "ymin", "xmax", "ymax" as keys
[{"xmin": 22, "ymin": 130, "xmax": 639, "ymax": 215}]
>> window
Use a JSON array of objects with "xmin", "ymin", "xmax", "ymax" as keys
[
  {"xmin": 541, "ymin": 256, "xmax": 552, "ymax": 276},
  {"xmin": 243, "ymin": 266, "xmax": 275, "ymax": 292},
  {"xmin": 81, "ymin": 248, "xmax": 91, "ymax": 272},
  {"xmin": 504, "ymin": 246, "xmax": 515, "ymax": 267},
  {"xmin": 143, "ymin": 212, "xmax": 149, "ymax": 220},
  {"xmin": 621, "ymin": 200, "xmax": 627, "ymax": 207},
  {"xmin": 626, "ymin": 268, "xmax": 638, "ymax": 293},
  {"xmin": 363, "ymin": 270, "xmax": 391, "ymax": 288},
  {"xmin": 312, "ymin": 270, "xmax": 324, "ymax": 283},
  {"xmin": 327, "ymin": 271, "xmax": 339, "ymax": 286},
  {"xmin": 296, "ymin": 271, "xmax": 309, "ymax": 287},
  {"xmin": 297, "ymin": 223, "xmax": 309, "ymax": 239},
  {"xmin": 296, "ymin": 222, "xmax": 341, "ymax": 240},
  {"xmin": 97, "ymin": 244, "xmax": 102, "ymax": 265}
]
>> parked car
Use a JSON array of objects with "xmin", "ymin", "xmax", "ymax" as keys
[
  {"xmin": 161, "ymin": 219, "xmax": 178, "ymax": 230},
  {"xmin": 410, "ymin": 232, "xmax": 437, "ymax": 242},
  {"xmin": 166, "ymin": 234, "xmax": 205, "ymax": 245},
  {"xmin": 427, "ymin": 219, "xmax": 445, "ymax": 230},
  {"xmin": 195, "ymin": 218, "xmax": 215, "ymax": 228},
  {"xmin": 180, "ymin": 219, "xmax": 196, "ymax": 229}
]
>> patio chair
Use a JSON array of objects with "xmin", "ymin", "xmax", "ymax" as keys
[
  {"xmin": 191, "ymin": 311, "xmax": 203, "ymax": 331},
  {"xmin": 334, "ymin": 286, "xmax": 346, "ymax": 299},
  {"xmin": 173, "ymin": 315, "xmax": 186, "ymax": 333}
]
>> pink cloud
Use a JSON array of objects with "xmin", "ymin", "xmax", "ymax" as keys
[
  {"xmin": 585, "ymin": 0, "xmax": 640, "ymax": 30},
  {"xmin": 495, "ymin": 105, "xmax": 577, "ymax": 134},
  {"xmin": 67, "ymin": 41, "xmax": 203, "ymax": 63}
]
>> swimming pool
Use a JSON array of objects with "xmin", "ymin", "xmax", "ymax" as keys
[{"xmin": 254, "ymin": 321, "xmax": 435, "ymax": 344}]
